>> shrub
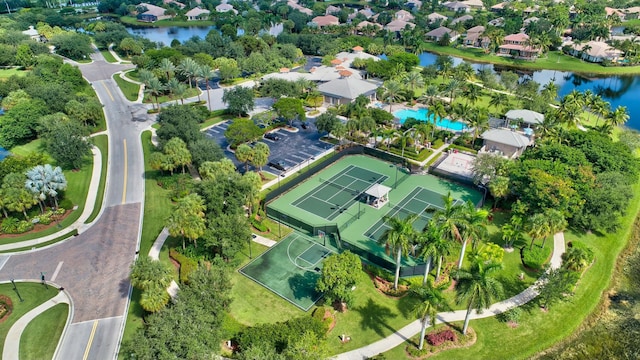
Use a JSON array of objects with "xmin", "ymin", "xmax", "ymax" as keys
[
  {"xmin": 1, "ymin": 217, "xmax": 20, "ymax": 233},
  {"xmin": 0, "ymin": 294, "xmax": 13, "ymax": 320},
  {"xmin": 169, "ymin": 249, "xmax": 198, "ymax": 284},
  {"xmin": 562, "ymin": 241, "xmax": 595, "ymax": 272},
  {"xmin": 364, "ymin": 264, "xmax": 394, "ymax": 282},
  {"xmin": 237, "ymin": 316, "xmax": 325, "ymax": 354},
  {"xmin": 497, "ymin": 307, "xmax": 523, "ymax": 324},
  {"xmin": 523, "ymin": 245, "xmax": 551, "ymax": 271},
  {"xmin": 432, "ymin": 139, "xmax": 444, "ymax": 149},
  {"xmin": 251, "ymin": 218, "xmax": 268, "ymax": 232},
  {"xmin": 59, "ymin": 199, "xmax": 73, "ymax": 210},
  {"xmin": 426, "ymin": 329, "xmax": 457, "ymax": 346}
]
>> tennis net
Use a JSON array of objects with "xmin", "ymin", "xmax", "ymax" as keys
[{"xmin": 318, "ymin": 177, "xmax": 368, "ymax": 195}]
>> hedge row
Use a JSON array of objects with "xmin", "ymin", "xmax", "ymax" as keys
[{"xmin": 169, "ymin": 248, "xmax": 198, "ymax": 284}]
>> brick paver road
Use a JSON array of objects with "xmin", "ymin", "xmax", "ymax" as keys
[{"xmin": 0, "ymin": 204, "xmax": 140, "ymax": 322}]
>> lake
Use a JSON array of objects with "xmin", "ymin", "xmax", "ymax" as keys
[{"xmin": 126, "ymin": 25, "xmax": 640, "ymax": 131}]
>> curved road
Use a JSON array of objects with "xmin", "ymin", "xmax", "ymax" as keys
[{"xmin": 0, "ymin": 52, "xmax": 148, "ymax": 359}]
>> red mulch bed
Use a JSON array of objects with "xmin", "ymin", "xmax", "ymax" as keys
[
  {"xmin": 0, "ymin": 209, "xmax": 72, "ymax": 239},
  {"xmin": 0, "ymin": 295, "xmax": 13, "ymax": 324}
]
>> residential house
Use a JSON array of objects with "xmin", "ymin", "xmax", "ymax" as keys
[
  {"xmin": 505, "ymin": 109, "xmax": 544, "ymax": 127},
  {"xmin": 287, "ymin": 0, "xmax": 312, "ymax": 16},
  {"xmin": 568, "ymin": 41, "xmax": 623, "ymax": 63},
  {"xmin": 326, "ymin": 5, "xmax": 341, "ymax": 15},
  {"xmin": 522, "ymin": 5, "xmax": 539, "ymax": 16},
  {"xmin": 605, "ymin": 7, "xmax": 626, "ymax": 21},
  {"xmin": 624, "ymin": 7, "xmax": 640, "ymax": 20},
  {"xmin": 163, "ymin": 0, "xmax": 184, "ymax": 9},
  {"xmin": 479, "ymin": 129, "xmax": 532, "ymax": 158},
  {"xmin": 215, "ymin": 3, "xmax": 236, "ymax": 14},
  {"xmin": 384, "ymin": 19, "xmax": 416, "ymax": 32},
  {"xmin": 463, "ymin": 25, "xmax": 489, "ymax": 48},
  {"xmin": 317, "ymin": 77, "xmax": 378, "ymax": 106},
  {"xmin": 462, "ymin": 0, "xmax": 484, "ymax": 10},
  {"xmin": 498, "ymin": 33, "xmax": 540, "ymax": 59},
  {"xmin": 427, "ymin": 12, "xmax": 448, "ymax": 24},
  {"xmin": 395, "ymin": 10, "xmax": 415, "ymax": 21},
  {"xmin": 443, "ymin": 1, "xmax": 470, "ymax": 13},
  {"xmin": 356, "ymin": 21, "xmax": 383, "ymax": 32},
  {"xmin": 406, "ymin": 0, "xmax": 422, "ymax": 10},
  {"xmin": 358, "ymin": 7, "xmax": 375, "ymax": 18},
  {"xmin": 426, "ymin": 26, "xmax": 459, "ymax": 42},
  {"xmin": 312, "ymin": 15, "xmax": 340, "ymax": 27},
  {"xmin": 137, "ymin": 3, "xmax": 170, "ymax": 22},
  {"xmin": 523, "ymin": 17, "xmax": 539, "ymax": 28},
  {"xmin": 488, "ymin": 17, "xmax": 505, "ymax": 27},
  {"xmin": 186, "ymin": 7, "xmax": 211, "ymax": 20},
  {"xmin": 451, "ymin": 14, "xmax": 473, "ymax": 25},
  {"xmin": 490, "ymin": 2, "xmax": 508, "ymax": 13}
]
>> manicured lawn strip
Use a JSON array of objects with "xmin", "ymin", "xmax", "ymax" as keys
[
  {"xmin": 121, "ymin": 131, "xmax": 173, "ymax": 348},
  {"xmin": 0, "ymin": 68, "xmax": 28, "ymax": 78},
  {"xmin": 112, "ymin": 73, "xmax": 140, "ymax": 102},
  {"xmin": 19, "ymin": 303, "xmax": 68, "ymax": 360},
  {"xmin": 420, "ymin": 43, "xmax": 640, "ymax": 75},
  {"xmin": 0, "ymin": 282, "xmax": 59, "ymax": 355},
  {"xmin": 124, "ymin": 69, "xmax": 139, "ymax": 82},
  {"xmin": 0, "ymin": 230, "xmax": 78, "ymax": 254},
  {"xmin": 143, "ymin": 87, "xmax": 200, "ymax": 104},
  {"xmin": 85, "ymin": 135, "xmax": 108, "ymax": 224},
  {"xmin": 200, "ymin": 116, "xmax": 228, "ymax": 129},
  {"xmin": 228, "ymin": 242, "xmax": 302, "ymax": 326},
  {"xmin": 101, "ymin": 50, "xmax": 117, "ymax": 63},
  {"xmin": 0, "ymin": 152, "xmax": 93, "ymax": 244},
  {"xmin": 9, "ymin": 139, "xmax": 49, "ymax": 159},
  {"xmin": 381, "ymin": 181, "xmax": 640, "ymax": 359}
]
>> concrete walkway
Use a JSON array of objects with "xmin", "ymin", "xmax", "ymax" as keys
[
  {"xmin": 333, "ymin": 232, "xmax": 566, "ymax": 360},
  {"xmin": 0, "ymin": 146, "xmax": 104, "ymax": 252},
  {"xmin": 3, "ymin": 290, "xmax": 71, "ymax": 360}
]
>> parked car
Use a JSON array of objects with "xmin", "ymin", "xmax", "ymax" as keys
[
  {"xmin": 268, "ymin": 161, "xmax": 287, "ymax": 171},
  {"xmin": 264, "ymin": 132, "xmax": 280, "ymax": 141}
]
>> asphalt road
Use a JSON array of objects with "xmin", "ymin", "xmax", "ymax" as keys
[{"xmin": 0, "ymin": 51, "xmax": 148, "ymax": 359}]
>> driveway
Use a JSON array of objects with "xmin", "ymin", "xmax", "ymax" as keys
[{"xmin": 203, "ymin": 120, "xmax": 334, "ymax": 174}]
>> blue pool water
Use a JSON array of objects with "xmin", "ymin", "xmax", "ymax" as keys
[
  {"xmin": 394, "ymin": 108, "xmax": 466, "ymax": 131},
  {"xmin": 0, "ymin": 146, "xmax": 9, "ymax": 161}
]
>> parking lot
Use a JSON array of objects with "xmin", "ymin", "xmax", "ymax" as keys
[{"xmin": 203, "ymin": 119, "xmax": 334, "ymax": 174}]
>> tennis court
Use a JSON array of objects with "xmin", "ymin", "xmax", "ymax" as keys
[
  {"xmin": 291, "ymin": 165, "xmax": 388, "ymax": 221},
  {"xmin": 364, "ymin": 187, "xmax": 464, "ymax": 241},
  {"xmin": 239, "ymin": 233, "xmax": 336, "ymax": 311}
]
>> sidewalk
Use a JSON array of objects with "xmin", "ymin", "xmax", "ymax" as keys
[
  {"xmin": 3, "ymin": 290, "xmax": 71, "ymax": 360},
  {"xmin": 333, "ymin": 232, "xmax": 566, "ymax": 359},
  {"xmin": 0, "ymin": 146, "xmax": 104, "ymax": 252}
]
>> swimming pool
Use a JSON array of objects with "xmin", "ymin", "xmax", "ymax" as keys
[{"xmin": 394, "ymin": 108, "xmax": 466, "ymax": 131}]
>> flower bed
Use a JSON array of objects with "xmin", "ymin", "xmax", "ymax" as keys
[{"xmin": 0, "ymin": 295, "xmax": 13, "ymax": 324}]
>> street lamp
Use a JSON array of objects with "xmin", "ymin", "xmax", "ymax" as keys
[
  {"xmin": 11, "ymin": 279, "xmax": 23, "ymax": 302},
  {"xmin": 394, "ymin": 163, "xmax": 400, "ymax": 189}
]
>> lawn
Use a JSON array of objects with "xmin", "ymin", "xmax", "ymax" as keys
[
  {"xmin": 8, "ymin": 139, "xmax": 49, "ymax": 159},
  {"xmin": 0, "ymin": 68, "xmax": 28, "ymax": 78},
  {"xmin": 121, "ymin": 131, "xmax": 173, "ymax": 347},
  {"xmin": 19, "ymin": 303, "xmax": 68, "ymax": 360},
  {"xmin": 143, "ymin": 87, "xmax": 201, "ymax": 104},
  {"xmin": 101, "ymin": 50, "xmax": 118, "ymax": 63},
  {"xmin": 113, "ymin": 73, "xmax": 140, "ymax": 102},
  {"xmin": 0, "ymin": 143, "xmax": 93, "ymax": 244},
  {"xmin": 380, "ymin": 181, "xmax": 640, "ymax": 359},
  {"xmin": 0, "ymin": 282, "xmax": 59, "ymax": 355},
  {"xmin": 419, "ymin": 43, "xmax": 640, "ymax": 75},
  {"xmin": 85, "ymin": 135, "xmax": 109, "ymax": 224}
]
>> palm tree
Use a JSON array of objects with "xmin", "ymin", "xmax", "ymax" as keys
[
  {"xmin": 138, "ymin": 69, "xmax": 155, "ymax": 87},
  {"xmin": 443, "ymin": 79, "xmax": 462, "ymax": 103},
  {"xmin": 489, "ymin": 93, "xmax": 510, "ymax": 115},
  {"xmin": 166, "ymin": 194, "xmax": 207, "ymax": 249},
  {"xmin": 140, "ymin": 284, "xmax": 170, "ymax": 313},
  {"xmin": 487, "ymin": 176, "xmax": 509, "ymax": 210},
  {"xmin": 455, "ymin": 260, "xmax": 504, "ymax": 335},
  {"xmin": 197, "ymin": 64, "xmax": 214, "ymax": 110},
  {"xmin": 413, "ymin": 122, "xmax": 434, "ymax": 147},
  {"xmin": 591, "ymin": 97, "xmax": 611, "ymax": 126},
  {"xmin": 459, "ymin": 201, "xmax": 489, "ymax": 264},
  {"xmin": 378, "ymin": 215, "xmax": 418, "ymax": 290},
  {"xmin": 466, "ymin": 107, "xmax": 489, "ymax": 144},
  {"xmin": 606, "ymin": 105, "xmax": 629, "ymax": 127},
  {"xmin": 541, "ymin": 81, "xmax": 558, "ymax": 102},
  {"xmin": 382, "ymin": 80, "xmax": 405, "ymax": 112},
  {"xmin": 418, "ymin": 85, "xmax": 441, "ymax": 106},
  {"xmin": 527, "ymin": 212, "xmax": 551, "ymax": 250},
  {"xmin": 144, "ymin": 77, "xmax": 165, "ymax": 112},
  {"xmin": 396, "ymin": 131, "xmax": 413, "ymax": 158},
  {"xmin": 166, "ymin": 78, "xmax": 181, "ymax": 104},
  {"xmin": 411, "ymin": 280, "xmax": 452, "ymax": 350},
  {"xmin": 416, "ymin": 224, "xmax": 441, "ymax": 285},
  {"xmin": 430, "ymin": 101, "xmax": 448, "ymax": 128},
  {"xmin": 463, "ymin": 84, "xmax": 482, "ymax": 105},
  {"xmin": 179, "ymin": 57, "xmax": 199, "ymax": 88},
  {"xmin": 430, "ymin": 193, "xmax": 468, "ymax": 269},
  {"xmin": 403, "ymin": 71, "xmax": 424, "ymax": 100},
  {"xmin": 159, "ymin": 58, "xmax": 176, "ymax": 81},
  {"xmin": 25, "ymin": 164, "xmax": 67, "ymax": 211},
  {"xmin": 543, "ymin": 209, "xmax": 567, "ymax": 248}
]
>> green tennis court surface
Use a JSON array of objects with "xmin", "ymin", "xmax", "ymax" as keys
[
  {"xmin": 291, "ymin": 165, "xmax": 388, "ymax": 221},
  {"xmin": 239, "ymin": 233, "xmax": 336, "ymax": 311},
  {"xmin": 364, "ymin": 187, "xmax": 464, "ymax": 241}
]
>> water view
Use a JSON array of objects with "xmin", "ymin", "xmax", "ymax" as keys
[
  {"xmin": 394, "ymin": 108, "xmax": 467, "ymax": 131},
  {"xmin": 0, "ymin": 146, "xmax": 10, "ymax": 161},
  {"xmin": 125, "ymin": 23, "xmax": 283, "ymax": 46}
]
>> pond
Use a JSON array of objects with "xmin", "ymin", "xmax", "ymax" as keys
[{"xmin": 125, "ymin": 23, "xmax": 283, "ymax": 46}]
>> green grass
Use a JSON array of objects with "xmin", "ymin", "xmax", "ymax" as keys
[
  {"xmin": 143, "ymin": 87, "xmax": 200, "ymax": 104},
  {"xmin": 0, "ymin": 68, "xmax": 28, "ymax": 78},
  {"xmin": 0, "ymin": 282, "xmax": 59, "ymax": 355},
  {"xmin": 199, "ymin": 116, "xmax": 229, "ymax": 130},
  {"xmin": 124, "ymin": 70, "xmax": 139, "ymax": 82},
  {"xmin": 85, "ymin": 135, "xmax": 108, "ymax": 224},
  {"xmin": 9, "ymin": 139, "xmax": 50, "ymax": 160},
  {"xmin": 0, "ymin": 144, "xmax": 93, "ymax": 244},
  {"xmin": 121, "ymin": 131, "xmax": 173, "ymax": 347},
  {"xmin": 101, "ymin": 50, "xmax": 118, "ymax": 63},
  {"xmin": 0, "ymin": 230, "xmax": 78, "ymax": 253},
  {"xmin": 113, "ymin": 73, "xmax": 140, "ymax": 102},
  {"xmin": 420, "ymin": 43, "xmax": 640, "ymax": 75},
  {"xmin": 19, "ymin": 303, "xmax": 68, "ymax": 360},
  {"xmin": 381, "ymin": 181, "xmax": 640, "ymax": 359}
]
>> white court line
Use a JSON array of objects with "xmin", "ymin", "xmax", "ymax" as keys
[{"xmin": 51, "ymin": 261, "xmax": 64, "ymax": 282}]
